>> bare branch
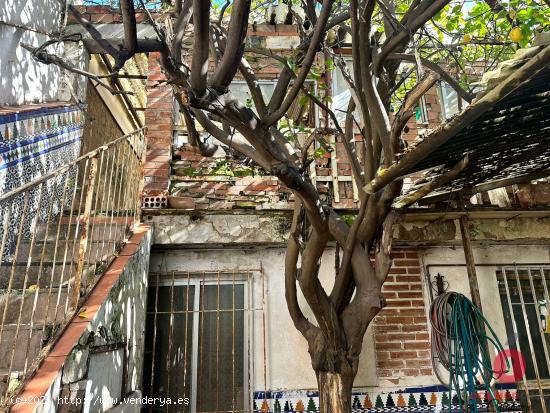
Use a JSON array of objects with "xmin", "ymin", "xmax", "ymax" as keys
[
  {"xmin": 394, "ymin": 155, "xmax": 469, "ymax": 209},
  {"xmin": 387, "ymin": 53, "xmax": 473, "ymax": 103},
  {"xmin": 21, "ymin": 43, "xmax": 132, "ymax": 96},
  {"xmin": 285, "ymin": 199, "xmax": 318, "ymax": 338},
  {"xmin": 375, "ymin": 0, "xmax": 451, "ymax": 74},
  {"xmin": 191, "ymin": 108, "xmax": 271, "ymax": 169},
  {"xmin": 238, "ymin": 59, "xmax": 268, "ymax": 117},
  {"xmin": 210, "ymin": 0, "xmax": 251, "ymax": 91},
  {"xmin": 120, "ymin": 0, "xmax": 137, "ymax": 58},
  {"xmin": 374, "ymin": 211, "xmax": 399, "ymax": 282},
  {"xmin": 82, "ymin": 38, "xmax": 163, "ymax": 54},
  {"xmin": 180, "ymin": 107, "xmax": 218, "ymax": 156},
  {"xmin": 66, "ymin": 4, "xmax": 119, "ymax": 57},
  {"xmin": 390, "ymin": 71, "xmax": 440, "ymax": 157},
  {"xmin": 263, "ymin": 0, "xmax": 335, "ymax": 126},
  {"xmin": 191, "ymin": 0, "xmax": 210, "ymax": 95},
  {"xmin": 173, "ymin": 0, "xmax": 193, "ymax": 65}
]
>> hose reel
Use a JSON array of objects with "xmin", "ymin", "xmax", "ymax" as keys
[{"xmin": 429, "ymin": 292, "xmax": 509, "ymax": 412}]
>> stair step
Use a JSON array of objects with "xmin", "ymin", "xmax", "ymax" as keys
[
  {"xmin": 34, "ymin": 217, "xmax": 133, "ymax": 241},
  {"xmin": 0, "ymin": 324, "xmax": 47, "ymax": 371},
  {"xmin": 0, "ymin": 288, "xmax": 69, "ymax": 324},
  {"xmin": 20, "ymin": 239, "xmax": 118, "ymax": 263},
  {"xmin": 0, "ymin": 260, "xmax": 107, "ymax": 290}
]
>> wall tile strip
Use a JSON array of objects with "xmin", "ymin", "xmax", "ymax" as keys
[{"xmin": 251, "ymin": 387, "xmax": 522, "ymax": 412}]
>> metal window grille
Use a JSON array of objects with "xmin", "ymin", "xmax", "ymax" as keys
[
  {"xmin": 497, "ymin": 266, "xmax": 550, "ymax": 413},
  {"xmin": 143, "ymin": 270, "xmax": 266, "ymax": 413}
]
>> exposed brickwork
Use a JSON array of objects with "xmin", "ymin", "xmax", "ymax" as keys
[
  {"xmin": 170, "ymin": 148, "xmax": 293, "ymax": 210},
  {"xmin": 374, "ymin": 250, "xmax": 433, "ymax": 381},
  {"xmin": 81, "ymin": 81, "xmax": 123, "ymax": 154},
  {"xmin": 143, "ymin": 52, "xmax": 173, "ymax": 199}
]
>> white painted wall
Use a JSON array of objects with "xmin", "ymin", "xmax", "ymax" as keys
[
  {"xmin": 0, "ymin": 0, "xmax": 88, "ymax": 105},
  {"xmin": 149, "ymin": 246, "xmax": 378, "ymax": 394}
]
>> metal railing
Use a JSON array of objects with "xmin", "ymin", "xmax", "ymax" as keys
[{"xmin": 0, "ymin": 128, "xmax": 146, "ymax": 403}]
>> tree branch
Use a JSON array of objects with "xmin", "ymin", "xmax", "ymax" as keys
[
  {"xmin": 364, "ymin": 45, "xmax": 550, "ymax": 194},
  {"xmin": 66, "ymin": 4, "xmax": 120, "ymax": 57},
  {"xmin": 21, "ymin": 43, "xmax": 132, "ymax": 96},
  {"xmin": 387, "ymin": 53, "xmax": 473, "ymax": 103},
  {"xmin": 120, "ymin": 0, "xmax": 137, "ymax": 61},
  {"xmin": 285, "ymin": 199, "xmax": 318, "ymax": 338},
  {"xmin": 390, "ymin": 71, "xmax": 440, "ymax": 158},
  {"xmin": 190, "ymin": 0, "xmax": 210, "ymax": 96},
  {"xmin": 375, "ymin": 0, "xmax": 451, "ymax": 74},
  {"xmin": 172, "ymin": 0, "xmax": 192, "ymax": 65},
  {"xmin": 191, "ymin": 108, "xmax": 271, "ymax": 169},
  {"xmin": 262, "ymin": 0, "xmax": 335, "ymax": 126},
  {"xmin": 393, "ymin": 155, "xmax": 469, "ymax": 208},
  {"xmin": 210, "ymin": 0, "xmax": 251, "ymax": 91}
]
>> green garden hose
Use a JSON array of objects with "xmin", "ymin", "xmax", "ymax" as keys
[{"xmin": 429, "ymin": 292, "xmax": 510, "ymax": 412}]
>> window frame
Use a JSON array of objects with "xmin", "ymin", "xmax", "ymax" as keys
[{"xmin": 153, "ymin": 274, "xmax": 251, "ymax": 413}]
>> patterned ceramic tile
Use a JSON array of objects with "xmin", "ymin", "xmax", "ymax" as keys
[
  {"xmin": 252, "ymin": 385, "xmax": 522, "ymax": 413},
  {"xmin": 0, "ymin": 106, "xmax": 84, "ymax": 260}
]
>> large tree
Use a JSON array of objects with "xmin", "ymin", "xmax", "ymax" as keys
[{"xmin": 26, "ymin": 0, "xmax": 550, "ymax": 411}]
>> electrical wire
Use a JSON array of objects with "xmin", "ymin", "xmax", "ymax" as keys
[{"xmin": 430, "ymin": 292, "xmax": 509, "ymax": 412}]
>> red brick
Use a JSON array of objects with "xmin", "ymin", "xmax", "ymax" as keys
[
  {"xmin": 376, "ymin": 342, "xmax": 403, "ymax": 350},
  {"xmin": 385, "ymin": 299, "xmax": 412, "ymax": 307},
  {"xmin": 394, "ymin": 275, "xmax": 422, "ymax": 283},
  {"xmin": 403, "ymin": 341, "xmax": 430, "ymax": 350},
  {"xmin": 405, "ymin": 359, "xmax": 432, "ymax": 368},
  {"xmin": 394, "ymin": 259, "xmax": 420, "ymax": 267},
  {"xmin": 378, "ymin": 360, "xmax": 405, "ymax": 369},
  {"xmin": 402, "ymin": 368, "xmax": 421, "ymax": 376},
  {"xmin": 398, "ymin": 308, "xmax": 426, "ymax": 317},
  {"xmin": 390, "ymin": 351, "xmax": 417, "ymax": 359},
  {"xmin": 377, "ymin": 316, "xmax": 414, "ymax": 324},
  {"xmin": 401, "ymin": 324, "xmax": 428, "ymax": 333},
  {"xmin": 383, "ymin": 284, "xmax": 410, "ymax": 291}
]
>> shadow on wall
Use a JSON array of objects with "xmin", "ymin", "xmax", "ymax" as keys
[
  {"xmin": 58, "ymin": 234, "xmax": 150, "ymax": 411},
  {"xmin": 0, "ymin": 0, "xmax": 88, "ymax": 106}
]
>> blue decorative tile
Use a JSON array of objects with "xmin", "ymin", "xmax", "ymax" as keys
[{"xmin": 0, "ymin": 105, "xmax": 84, "ymax": 260}]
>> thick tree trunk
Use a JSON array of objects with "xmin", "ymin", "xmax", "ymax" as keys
[{"xmin": 317, "ymin": 371, "xmax": 354, "ymax": 413}]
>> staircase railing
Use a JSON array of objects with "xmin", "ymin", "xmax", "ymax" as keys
[{"xmin": 0, "ymin": 127, "xmax": 146, "ymax": 403}]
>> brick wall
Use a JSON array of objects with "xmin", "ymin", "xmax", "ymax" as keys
[
  {"xmin": 143, "ymin": 52, "xmax": 173, "ymax": 204},
  {"xmin": 81, "ymin": 81, "xmax": 123, "ymax": 154},
  {"xmin": 374, "ymin": 249, "xmax": 433, "ymax": 382}
]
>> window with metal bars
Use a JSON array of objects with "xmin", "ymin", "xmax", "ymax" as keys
[
  {"xmin": 497, "ymin": 266, "xmax": 550, "ymax": 413},
  {"xmin": 143, "ymin": 272, "xmax": 250, "ymax": 413}
]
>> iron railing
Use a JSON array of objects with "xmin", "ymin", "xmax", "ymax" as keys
[{"xmin": 0, "ymin": 128, "xmax": 146, "ymax": 403}]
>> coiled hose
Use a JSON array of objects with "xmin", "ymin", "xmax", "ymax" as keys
[{"xmin": 430, "ymin": 292, "xmax": 509, "ymax": 412}]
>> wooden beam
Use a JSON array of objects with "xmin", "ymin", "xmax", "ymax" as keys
[
  {"xmin": 394, "ymin": 155, "xmax": 469, "ymax": 209},
  {"xmin": 418, "ymin": 167, "xmax": 550, "ymax": 205},
  {"xmin": 83, "ymin": 38, "xmax": 164, "ymax": 54},
  {"xmin": 459, "ymin": 215, "xmax": 483, "ymax": 310}
]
